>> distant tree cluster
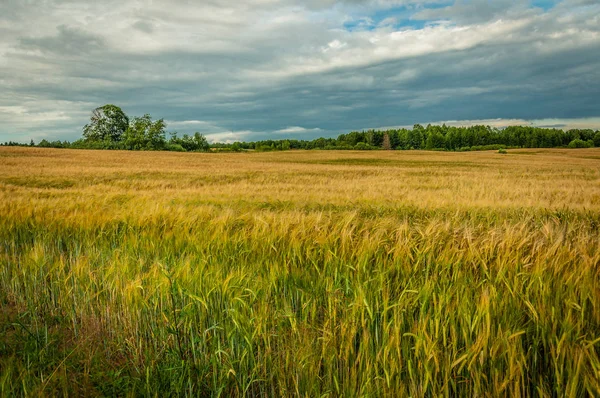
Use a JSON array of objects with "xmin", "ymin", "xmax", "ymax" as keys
[
  {"xmin": 79, "ymin": 104, "xmax": 210, "ymax": 151},
  {"xmin": 1, "ymin": 140, "xmax": 36, "ymax": 147},
  {"xmin": 2, "ymin": 105, "xmax": 599, "ymax": 152},
  {"xmin": 211, "ymin": 124, "xmax": 600, "ymax": 152},
  {"xmin": 10, "ymin": 104, "xmax": 210, "ymax": 152}
]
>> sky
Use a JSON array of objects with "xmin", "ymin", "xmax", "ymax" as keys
[{"xmin": 0, "ymin": 0, "xmax": 599, "ymax": 143}]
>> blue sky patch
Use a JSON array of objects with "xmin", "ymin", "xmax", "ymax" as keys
[
  {"xmin": 531, "ymin": 0, "xmax": 559, "ymax": 12},
  {"xmin": 343, "ymin": 2, "xmax": 453, "ymax": 32}
]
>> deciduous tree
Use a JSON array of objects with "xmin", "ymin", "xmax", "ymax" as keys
[{"xmin": 83, "ymin": 104, "xmax": 129, "ymax": 142}]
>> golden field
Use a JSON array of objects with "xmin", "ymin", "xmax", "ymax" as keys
[{"xmin": 1, "ymin": 147, "xmax": 599, "ymax": 396}]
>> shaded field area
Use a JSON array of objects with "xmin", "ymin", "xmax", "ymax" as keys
[{"xmin": 1, "ymin": 147, "xmax": 599, "ymax": 396}]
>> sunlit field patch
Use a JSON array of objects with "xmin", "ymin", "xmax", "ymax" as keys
[{"xmin": 1, "ymin": 147, "xmax": 599, "ymax": 396}]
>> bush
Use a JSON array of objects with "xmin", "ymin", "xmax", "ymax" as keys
[
  {"xmin": 255, "ymin": 145, "xmax": 273, "ymax": 152},
  {"xmin": 354, "ymin": 142, "xmax": 375, "ymax": 150},
  {"xmin": 498, "ymin": 148, "xmax": 507, "ymax": 154},
  {"xmin": 568, "ymin": 139, "xmax": 593, "ymax": 149},
  {"xmin": 169, "ymin": 132, "xmax": 209, "ymax": 152},
  {"xmin": 166, "ymin": 144, "xmax": 186, "ymax": 152},
  {"xmin": 70, "ymin": 139, "xmax": 124, "ymax": 150}
]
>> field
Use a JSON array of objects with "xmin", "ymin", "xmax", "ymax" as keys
[{"xmin": 1, "ymin": 147, "xmax": 599, "ymax": 396}]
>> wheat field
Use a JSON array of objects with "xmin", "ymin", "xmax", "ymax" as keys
[{"xmin": 1, "ymin": 147, "xmax": 599, "ymax": 396}]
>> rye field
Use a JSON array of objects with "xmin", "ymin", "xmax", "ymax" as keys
[{"xmin": 1, "ymin": 147, "xmax": 599, "ymax": 397}]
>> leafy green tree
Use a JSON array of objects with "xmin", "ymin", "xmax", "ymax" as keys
[
  {"xmin": 425, "ymin": 130, "xmax": 446, "ymax": 150},
  {"xmin": 169, "ymin": 132, "xmax": 209, "ymax": 152},
  {"xmin": 445, "ymin": 127, "xmax": 462, "ymax": 150},
  {"xmin": 123, "ymin": 114, "xmax": 167, "ymax": 150},
  {"xmin": 342, "ymin": 131, "xmax": 367, "ymax": 147},
  {"xmin": 408, "ymin": 124, "xmax": 424, "ymax": 149},
  {"xmin": 396, "ymin": 129, "xmax": 409, "ymax": 149},
  {"xmin": 366, "ymin": 130, "xmax": 383, "ymax": 147},
  {"xmin": 593, "ymin": 132, "xmax": 600, "ymax": 147},
  {"xmin": 192, "ymin": 132, "xmax": 210, "ymax": 151},
  {"xmin": 83, "ymin": 104, "xmax": 129, "ymax": 142}
]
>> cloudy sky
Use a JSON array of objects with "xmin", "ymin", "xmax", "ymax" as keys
[{"xmin": 1, "ymin": 0, "xmax": 599, "ymax": 143}]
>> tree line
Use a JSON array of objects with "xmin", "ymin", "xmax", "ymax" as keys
[{"xmin": 2, "ymin": 104, "xmax": 599, "ymax": 151}]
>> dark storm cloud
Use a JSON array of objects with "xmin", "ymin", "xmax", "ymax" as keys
[{"xmin": 0, "ymin": 0, "xmax": 599, "ymax": 143}]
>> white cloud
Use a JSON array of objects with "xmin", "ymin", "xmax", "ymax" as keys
[
  {"xmin": 204, "ymin": 131, "xmax": 254, "ymax": 143},
  {"xmin": 529, "ymin": 117, "xmax": 600, "ymax": 130},
  {"xmin": 165, "ymin": 120, "xmax": 224, "ymax": 131},
  {"xmin": 0, "ymin": 106, "xmax": 27, "ymax": 115},
  {"xmin": 275, "ymin": 126, "xmax": 322, "ymax": 134}
]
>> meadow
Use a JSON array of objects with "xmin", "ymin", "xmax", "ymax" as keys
[{"xmin": 1, "ymin": 147, "xmax": 599, "ymax": 396}]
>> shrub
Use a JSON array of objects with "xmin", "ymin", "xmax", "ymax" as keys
[
  {"xmin": 354, "ymin": 142, "xmax": 375, "ymax": 150},
  {"xmin": 255, "ymin": 145, "xmax": 273, "ymax": 152},
  {"xmin": 167, "ymin": 144, "xmax": 186, "ymax": 152},
  {"xmin": 568, "ymin": 139, "xmax": 593, "ymax": 149}
]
